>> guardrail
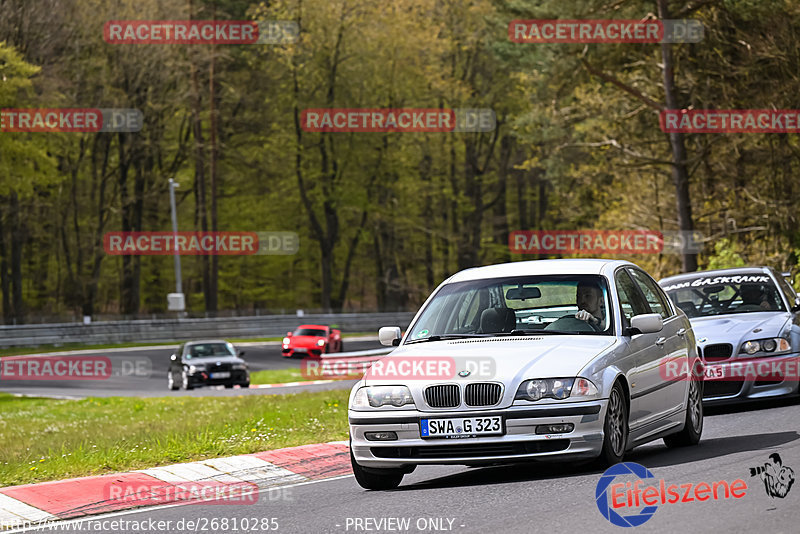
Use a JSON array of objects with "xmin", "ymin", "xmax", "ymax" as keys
[{"xmin": 0, "ymin": 313, "xmax": 416, "ymax": 348}]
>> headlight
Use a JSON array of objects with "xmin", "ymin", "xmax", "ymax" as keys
[
  {"xmin": 352, "ymin": 386, "xmax": 414, "ymax": 408},
  {"xmin": 188, "ymin": 364, "xmax": 205, "ymax": 374},
  {"xmin": 282, "ymin": 337, "xmax": 290, "ymax": 345},
  {"xmin": 740, "ymin": 338, "xmax": 791, "ymax": 355},
  {"xmin": 317, "ymin": 339, "xmax": 326, "ymax": 347},
  {"xmin": 232, "ymin": 363, "xmax": 248, "ymax": 370},
  {"xmin": 515, "ymin": 377, "xmax": 598, "ymax": 401}
]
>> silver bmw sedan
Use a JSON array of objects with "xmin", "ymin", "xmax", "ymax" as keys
[{"xmin": 348, "ymin": 259, "xmax": 703, "ymax": 490}]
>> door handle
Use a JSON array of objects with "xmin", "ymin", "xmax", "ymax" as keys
[
  {"xmin": 655, "ymin": 337, "xmax": 667, "ymax": 347},
  {"xmin": 676, "ymin": 328, "xmax": 686, "ymax": 338}
]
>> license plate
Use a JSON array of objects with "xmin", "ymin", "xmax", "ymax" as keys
[
  {"xmin": 294, "ymin": 348, "xmax": 307, "ymax": 353},
  {"xmin": 420, "ymin": 416, "xmax": 503, "ymax": 439},
  {"xmin": 210, "ymin": 372, "xmax": 231, "ymax": 379},
  {"xmin": 704, "ymin": 366, "xmax": 725, "ymax": 380}
]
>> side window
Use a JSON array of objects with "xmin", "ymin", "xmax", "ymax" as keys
[
  {"xmin": 615, "ymin": 270, "xmax": 650, "ymax": 326},
  {"xmin": 628, "ymin": 269, "xmax": 673, "ymax": 319}
]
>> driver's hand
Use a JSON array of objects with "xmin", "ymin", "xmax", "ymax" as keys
[{"xmin": 576, "ymin": 310, "xmax": 598, "ymax": 323}]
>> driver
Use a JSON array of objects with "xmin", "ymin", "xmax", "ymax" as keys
[
  {"xmin": 575, "ymin": 281, "xmax": 606, "ymax": 327},
  {"xmin": 740, "ymin": 283, "xmax": 774, "ymax": 311}
]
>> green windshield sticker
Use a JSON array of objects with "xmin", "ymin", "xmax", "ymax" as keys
[{"xmin": 417, "ymin": 329, "xmax": 429, "ymax": 338}]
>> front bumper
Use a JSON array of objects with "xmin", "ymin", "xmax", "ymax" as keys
[
  {"xmin": 702, "ymin": 353, "xmax": 800, "ymax": 406},
  {"xmin": 282, "ymin": 348, "xmax": 323, "ymax": 358},
  {"xmin": 187, "ymin": 370, "xmax": 249, "ymax": 386},
  {"xmin": 349, "ymin": 400, "xmax": 608, "ymax": 469}
]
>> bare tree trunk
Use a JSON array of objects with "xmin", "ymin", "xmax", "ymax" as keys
[
  {"xmin": 9, "ymin": 192, "xmax": 24, "ymax": 323},
  {"xmin": 207, "ymin": 0, "xmax": 219, "ymax": 311},
  {"xmin": 658, "ymin": 0, "xmax": 697, "ymax": 272}
]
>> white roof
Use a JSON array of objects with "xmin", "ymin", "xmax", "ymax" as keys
[{"xmin": 446, "ymin": 259, "xmax": 635, "ymax": 283}]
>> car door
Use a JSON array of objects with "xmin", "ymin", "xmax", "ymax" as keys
[
  {"xmin": 627, "ymin": 268, "xmax": 687, "ymax": 423},
  {"xmin": 614, "ymin": 269, "xmax": 661, "ymax": 432}
]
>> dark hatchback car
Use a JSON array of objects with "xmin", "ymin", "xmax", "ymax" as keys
[{"xmin": 168, "ymin": 340, "xmax": 250, "ymax": 390}]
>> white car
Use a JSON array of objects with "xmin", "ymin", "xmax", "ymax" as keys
[{"xmin": 348, "ymin": 259, "xmax": 703, "ymax": 489}]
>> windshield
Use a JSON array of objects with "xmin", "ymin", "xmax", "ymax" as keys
[
  {"xmin": 185, "ymin": 342, "xmax": 236, "ymax": 359},
  {"xmin": 662, "ymin": 274, "xmax": 786, "ymax": 317},
  {"xmin": 407, "ymin": 275, "xmax": 613, "ymax": 341},
  {"xmin": 294, "ymin": 328, "xmax": 327, "ymax": 337}
]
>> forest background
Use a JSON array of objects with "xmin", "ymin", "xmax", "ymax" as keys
[{"xmin": 0, "ymin": 0, "xmax": 798, "ymax": 323}]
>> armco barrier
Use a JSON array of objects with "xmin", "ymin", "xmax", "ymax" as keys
[{"xmin": 0, "ymin": 312, "xmax": 415, "ymax": 348}]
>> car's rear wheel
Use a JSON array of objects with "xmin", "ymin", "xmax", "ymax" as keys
[
  {"xmin": 350, "ymin": 447, "xmax": 404, "ymax": 490},
  {"xmin": 597, "ymin": 381, "xmax": 628, "ymax": 467},
  {"xmin": 167, "ymin": 371, "xmax": 179, "ymax": 391},
  {"xmin": 224, "ymin": 384, "xmax": 234, "ymax": 389},
  {"xmin": 664, "ymin": 372, "xmax": 703, "ymax": 448}
]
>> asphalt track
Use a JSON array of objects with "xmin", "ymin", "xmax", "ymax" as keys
[
  {"xmin": 8, "ymin": 398, "xmax": 800, "ymax": 533},
  {"xmin": 0, "ymin": 340, "xmax": 379, "ymax": 398}
]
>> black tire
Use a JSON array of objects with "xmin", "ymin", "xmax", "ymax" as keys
[
  {"xmin": 224, "ymin": 384, "xmax": 234, "ymax": 389},
  {"xmin": 167, "ymin": 371, "xmax": 179, "ymax": 391},
  {"xmin": 240, "ymin": 382, "xmax": 250, "ymax": 388},
  {"xmin": 596, "ymin": 381, "xmax": 629, "ymax": 467},
  {"xmin": 664, "ymin": 372, "xmax": 703, "ymax": 448},
  {"xmin": 350, "ymin": 447, "xmax": 404, "ymax": 490},
  {"xmin": 181, "ymin": 370, "xmax": 194, "ymax": 391}
]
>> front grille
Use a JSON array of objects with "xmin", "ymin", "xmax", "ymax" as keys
[
  {"xmin": 371, "ymin": 440, "xmax": 569, "ymax": 459},
  {"xmin": 703, "ymin": 380, "xmax": 741, "ymax": 398},
  {"xmin": 703, "ymin": 344, "xmax": 733, "ymax": 362},
  {"xmin": 208, "ymin": 363, "xmax": 233, "ymax": 372},
  {"xmin": 425, "ymin": 385, "xmax": 460, "ymax": 408},
  {"xmin": 464, "ymin": 383, "xmax": 502, "ymax": 406}
]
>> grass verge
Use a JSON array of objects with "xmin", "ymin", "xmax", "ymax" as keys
[
  {"xmin": 0, "ymin": 391, "xmax": 349, "ymax": 487},
  {"xmin": 249, "ymin": 368, "xmax": 306, "ymax": 384}
]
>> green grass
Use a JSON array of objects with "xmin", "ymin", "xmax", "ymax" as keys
[
  {"xmin": 0, "ymin": 391, "xmax": 349, "ymax": 487},
  {"xmin": 249, "ymin": 368, "xmax": 306, "ymax": 384},
  {"xmin": 0, "ymin": 332, "xmax": 374, "ymax": 358}
]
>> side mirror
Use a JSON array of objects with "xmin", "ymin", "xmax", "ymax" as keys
[
  {"xmin": 629, "ymin": 314, "xmax": 663, "ymax": 335},
  {"xmin": 627, "ymin": 314, "xmax": 663, "ymax": 335},
  {"xmin": 286, "ymin": 331, "xmax": 293, "ymax": 337},
  {"xmin": 238, "ymin": 350, "xmax": 245, "ymax": 356},
  {"xmin": 378, "ymin": 326, "xmax": 402, "ymax": 347},
  {"xmin": 792, "ymin": 304, "xmax": 800, "ymax": 313}
]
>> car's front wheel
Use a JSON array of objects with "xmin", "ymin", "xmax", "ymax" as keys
[
  {"xmin": 663, "ymin": 372, "xmax": 703, "ymax": 448},
  {"xmin": 181, "ymin": 370, "xmax": 194, "ymax": 390},
  {"xmin": 167, "ymin": 371, "xmax": 179, "ymax": 391},
  {"xmin": 597, "ymin": 381, "xmax": 628, "ymax": 467},
  {"xmin": 350, "ymin": 447, "xmax": 404, "ymax": 490}
]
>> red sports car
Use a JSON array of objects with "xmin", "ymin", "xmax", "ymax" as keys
[{"xmin": 282, "ymin": 324, "xmax": 343, "ymax": 357}]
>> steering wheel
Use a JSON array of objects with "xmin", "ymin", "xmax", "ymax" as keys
[{"xmin": 544, "ymin": 315, "xmax": 599, "ymax": 333}]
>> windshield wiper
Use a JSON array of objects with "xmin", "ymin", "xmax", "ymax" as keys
[
  {"xmin": 406, "ymin": 334, "xmax": 490, "ymax": 344},
  {"xmin": 497, "ymin": 329, "xmax": 567, "ymax": 336}
]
